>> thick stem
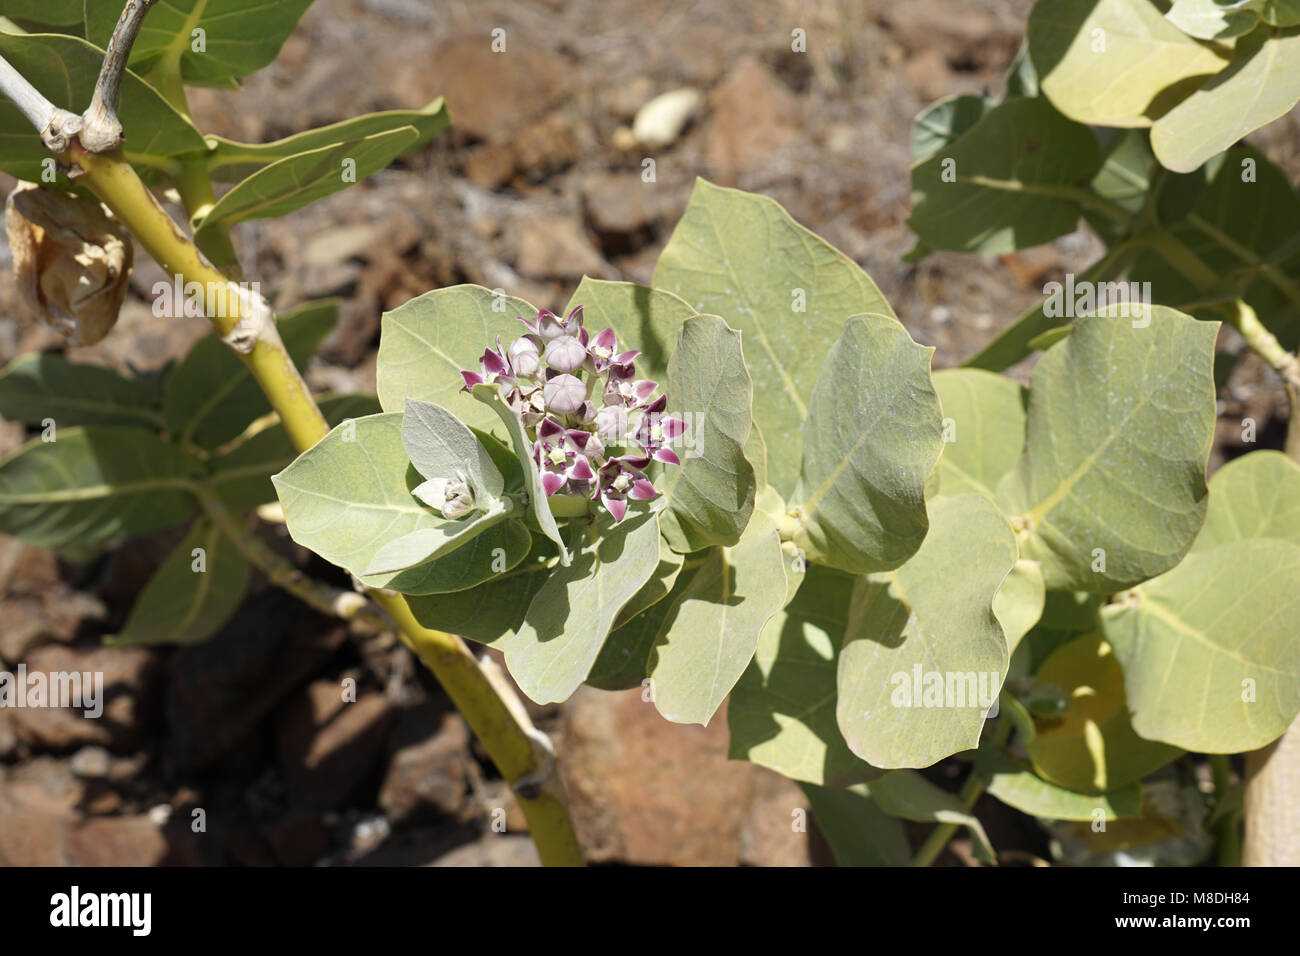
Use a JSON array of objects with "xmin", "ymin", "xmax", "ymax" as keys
[
  {"xmin": 74, "ymin": 146, "xmax": 584, "ymax": 866},
  {"xmin": 1209, "ymin": 754, "xmax": 1242, "ymax": 867}
]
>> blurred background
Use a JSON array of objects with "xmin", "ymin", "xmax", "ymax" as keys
[{"xmin": 0, "ymin": 0, "xmax": 1297, "ymax": 866}]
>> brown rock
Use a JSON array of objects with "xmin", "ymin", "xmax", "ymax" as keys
[
  {"xmin": 9, "ymin": 644, "xmax": 160, "ymax": 752},
  {"xmin": 277, "ymin": 684, "xmax": 396, "ymax": 811},
  {"xmin": 464, "ymin": 143, "xmax": 517, "ymax": 190},
  {"xmin": 64, "ymin": 815, "xmax": 170, "ymax": 866},
  {"xmin": 559, "ymin": 688, "xmax": 811, "ymax": 866},
  {"xmin": 706, "ymin": 57, "xmax": 801, "ymax": 183},
  {"xmin": 515, "ymin": 216, "xmax": 610, "ymax": 281},
  {"xmin": 379, "ymin": 708, "xmax": 470, "ymax": 824},
  {"xmin": 582, "ymin": 172, "xmax": 663, "ymax": 253},
  {"xmin": 433, "ymin": 833, "xmax": 540, "ymax": 867},
  {"xmin": 513, "ymin": 113, "xmax": 581, "ymax": 180}
]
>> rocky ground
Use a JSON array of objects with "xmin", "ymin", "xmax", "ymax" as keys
[{"xmin": 0, "ymin": 0, "xmax": 1295, "ymax": 865}]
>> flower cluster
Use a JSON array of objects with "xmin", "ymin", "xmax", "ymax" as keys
[{"xmin": 461, "ymin": 306, "xmax": 686, "ymax": 521}]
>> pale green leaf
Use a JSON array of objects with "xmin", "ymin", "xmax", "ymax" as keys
[
  {"xmin": 871, "ymin": 770, "xmax": 995, "ymax": 863},
  {"xmin": 1192, "ymin": 450, "xmax": 1300, "ymax": 553},
  {"xmin": 997, "ymin": 306, "xmax": 1218, "ymax": 592},
  {"xmin": 801, "ymin": 783, "xmax": 910, "ymax": 866},
  {"xmin": 837, "ymin": 494, "xmax": 1016, "ymax": 769},
  {"xmin": 1166, "ymin": 0, "xmax": 1262, "ymax": 39},
  {"xmin": 994, "ymin": 559, "xmax": 1047, "ymax": 656},
  {"xmin": 1029, "ymin": 0, "xmax": 1228, "ymax": 127},
  {"xmin": 107, "ymin": 518, "xmax": 250, "ymax": 647},
  {"xmin": 647, "ymin": 512, "xmax": 786, "ymax": 725},
  {"xmin": 1152, "ymin": 27, "xmax": 1300, "ymax": 173},
  {"xmin": 793, "ymin": 314, "xmax": 942, "ymax": 574},
  {"xmin": 658, "ymin": 314, "xmax": 756, "ymax": 552},
  {"xmin": 588, "ymin": 541, "xmax": 691, "ymax": 692},
  {"xmin": 402, "ymin": 398, "xmax": 505, "ymax": 501},
  {"xmin": 910, "ymin": 94, "xmax": 991, "ymax": 163},
  {"xmin": 362, "ymin": 500, "xmax": 517, "ymax": 576},
  {"xmin": 0, "ymin": 427, "xmax": 198, "ymax": 548},
  {"xmin": 908, "ymin": 97, "xmax": 1103, "ymax": 253},
  {"xmin": 933, "ymin": 368, "xmax": 1027, "ymax": 500},
  {"xmin": 0, "ymin": 353, "xmax": 162, "ymax": 429},
  {"xmin": 503, "ymin": 508, "xmax": 661, "ymax": 704},
  {"xmin": 361, "ymin": 519, "xmax": 532, "ymax": 596},
  {"xmin": 561, "ymin": 278, "xmax": 697, "ymax": 385},
  {"xmin": 653, "ymin": 179, "xmax": 895, "ymax": 497},
  {"xmin": 981, "ymin": 753, "xmax": 1142, "ymax": 821}
]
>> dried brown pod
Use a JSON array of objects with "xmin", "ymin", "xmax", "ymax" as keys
[{"xmin": 5, "ymin": 181, "xmax": 133, "ymax": 346}]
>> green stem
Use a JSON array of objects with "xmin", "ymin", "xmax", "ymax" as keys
[
  {"xmin": 911, "ymin": 716, "xmax": 1011, "ymax": 867},
  {"xmin": 1209, "ymin": 754, "xmax": 1243, "ymax": 867},
  {"xmin": 73, "ymin": 145, "xmax": 585, "ymax": 866}
]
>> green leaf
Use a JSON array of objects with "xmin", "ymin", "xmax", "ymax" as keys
[
  {"xmin": 406, "ymin": 538, "xmax": 557, "ymax": 645},
  {"xmin": 838, "ymin": 494, "xmax": 1016, "ymax": 769},
  {"xmin": 653, "ymin": 179, "xmax": 895, "ymax": 497},
  {"xmin": 4, "ymin": 1, "xmax": 83, "ymax": 26},
  {"xmin": 503, "ymin": 508, "xmax": 662, "ymax": 704},
  {"xmin": 164, "ymin": 299, "xmax": 336, "ymax": 450},
  {"xmin": 993, "ymin": 559, "xmax": 1047, "ymax": 657},
  {"xmin": 469, "ymin": 383, "xmax": 568, "ymax": 565},
  {"xmin": 206, "ymin": 393, "xmax": 380, "ymax": 509},
  {"xmin": 107, "ymin": 518, "xmax": 250, "ymax": 647},
  {"xmin": 1005, "ymin": 39, "xmax": 1040, "ymax": 97},
  {"xmin": 361, "ymin": 519, "xmax": 532, "ymax": 596},
  {"xmin": 933, "ymin": 368, "xmax": 1027, "ymax": 501},
  {"xmin": 1028, "ymin": 0, "xmax": 1228, "ymax": 128},
  {"xmin": 1152, "ymin": 27, "xmax": 1300, "ymax": 173},
  {"xmin": 1102, "ymin": 538, "xmax": 1300, "ymax": 752},
  {"xmin": 646, "ymin": 512, "xmax": 786, "ymax": 725},
  {"xmin": 86, "ymin": 0, "xmax": 314, "ymax": 89},
  {"xmin": 1166, "ymin": 0, "xmax": 1262, "ymax": 40},
  {"xmin": 871, "ymin": 770, "xmax": 995, "ymax": 863},
  {"xmin": 402, "ymin": 399, "xmax": 506, "ymax": 500},
  {"xmin": 273, "ymin": 411, "xmax": 444, "ymax": 577},
  {"xmin": 910, "ymin": 94, "xmax": 991, "ymax": 163},
  {"xmin": 561, "ymin": 278, "xmax": 697, "ymax": 386},
  {"xmin": 0, "ymin": 427, "xmax": 199, "ymax": 548},
  {"xmin": 728, "ymin": 562, "xmax": 879, "ymax": 787},
  {"xmin": 1263, "ymin": 0, "xmax": 1300, "ymax": 25},
  {"xmin": 800, "ymin": 783, "xmax": 910, "ymax": 866},
  {"xmin": 657, "ymin": 314, "xmax": 756, "ymax": 553},
  {"xmin": 997, "ymin": 306, "xmax": 1218, "ymax": 592},
  {"xmin": 205, "ymin": 99, "xmax": 449, "ymax": 181},
  {"xmin": 377, "ymin": 284, "xmax": 536, "ymax": 432},
  {"xmin": 981, "ymin": 753, "xmax": 1142, "ymax": 821},
  {"xmin": 0, "ymin": 353, "xmax": 162, "ymax": 429},
  {"xmin": 1025, "ymin": 632, "xmax": 1181, "ymax": 792},
  {"xmin": 793, "ymin": 315, "xmax": 942, "ymax": 574},
  {"xmin": 908, "ymin": 97, "xmax": 1103, "ymax": 253},
  {"xmin": 1192, "ymin": 450, "xmax": 1300, "ymax": 553},
  {"xmin": 196, "ymin": 128, "xmax": 420, "ymax": 237},
  {"xmin": 362, "ymin": 500, "xmax": 517, "ymax": 576},
  {"xmin": 0, "ymin": 33, "xmax": 206, "ymax": 182}
]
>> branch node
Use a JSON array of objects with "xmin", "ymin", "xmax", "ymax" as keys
[
  {"xmin": 81, "ymin": 0, "xmax": 157, "ymax": 154},
  {"xmin": 40, "ymin": 109, "xmax": 84, "ymax": 155},
  {"xmin": 221, "ymin": 286, "xmax": 275, "ymax": 354}
]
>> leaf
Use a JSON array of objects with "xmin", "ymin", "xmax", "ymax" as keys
[
  {"xmin": 361, "ymin": 519, "xmax": 533, "ymax": 596},
  {"xmin": 273, "ymin": 411, "xmax": 446, "ymax": 577},
  {"xmin": 908, "ymin": 97, "xmax": 1103, "ymax": 254},
  {"xmin": 377, "ymin": 285, "xmax": 537, "ymax": 431},
  {"xmin": 657, "ymin": 314, "xmax": 756, "ymax": 552},
  {"xmin": 164, "ymin": 299, "xmax": 336, "ymax": 450},
  {"xmin": 503, "ymin": 508, "xmax": 662, "ymax": 704},
  {"xmin": 728, "ymin": 562, "xmax": 879, "ymax": 787},
  {"xmin": 587, "ymin": 540, "xmax": 691, "ymax": 692},
  {"xmin": 653, "ymin": 179, "xmax": 895, "ymax": 497},
  {"xmin": 1263, "ymin": 0, "xmax": 1300, "ymax": 25},
  {"xmin": 205, "ymin": 99, "xmax": 449, "ymax": 181},
  {"xmin": 1166, "ymin": 0, "xmax": 1262, "ymax": 39},
  {"xmin": 910, "ymin": 94, "xmax": 991, "ymax": 163},
  {"xmin": 206, "ymin": 394, "xmax": 380, "ymax": 509},
  {"xmin": 1005, "ymin": 39, "xmax": 1041, "ymax": 97},
  {"xmin": 993, "ymin": 559, "xmax": 1047, "ymax": 657},
  {"xmin": 469, "ymin": 383, "xmax": 568, "ymax": 564},
  {"xmin": 0, "ymin": 427, "xmax": 199, "ymax": 548},
  {"xmin": 800, "ymin": 783, "xmax": 911, "ymax": 866},
  {"xmin": 362, "ymin": 500, "xmax": 517, "ymax": 576},
  {"xmin": 0, "ymin": 33, "xmax": 206, "ymax": 182},
  {"xmin": 1101, "ymin": 539, "xmax": 1300, "ymax": 752},
  {"xmin": 996, "ymin": 306, "xmax": 1218, "ymax": 592},
  {"xmin": 933, "ymin": 368, "xmax": 1027, "ymax": 501},
  {"xmin": 980, "ymin": 753, "xmax": 1142, "ymax": 821},
  {"xmin": 561, "ymin": 278, "xmax": 697, "ymax": 386},
  {"xmin": 402, "ymin": 399, "xmax": 505, "ymax": 501},
  {"xmin": 1191, "ymin": 450, "xmax": 1300, "ymax": 553},
  {"xmin": 85, "ymin": 0, "xmax": 314, "ymax": 89},
  {"xmin": 107, "ymin": 518, "xmax": 250, "ymax": 647},
  {"xmin": 1152, "ymin": 27, "xmax": 1300, "ymax": 173},
  {"xmin": 1025, "ymin": 632, "xmax": 1181, "ymax": 792},
  {"xmin": 837, "ymin": 494, "xmax": 1016, "ymax": 769},
  {"xmin": 793, "ymin": 315, "xmax": 942, "ymax": 574},
  {"xmin": 4, "ymin": 1, "xmax": 83, "ymax": 26},
  {"xmin": 405, "ymin": 537, "xmax": 557, "ymax": 645},
  {"xmin": 1028, "ymin": 0, "xmax": 1228, "ymax": 128},
  {"xmin": 0, "ymin": 353, "xmax": 162, "ymax": 429},
  {"xmin": 646, "ymin": 512, "xmax": 786, "ymax": 725},
  {"xmin": 196, "ymin": 128, "xmax": 420, "ymax": 237},
  {"xmin": 871, "ymin": 770, "xmax": 996, "ymax": 863}
]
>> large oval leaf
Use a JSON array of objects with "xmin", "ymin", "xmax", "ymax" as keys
[
  {"xmin": 561, "ymin": 279, "xmax": 697, "ymax": 386},
  {"xmin": 933, "ymin": 368, "xmax": 1027, "ymax": 501},
  {"xmin": 0, "ymin": 353, "xmax": 162, "ymax": 429}
]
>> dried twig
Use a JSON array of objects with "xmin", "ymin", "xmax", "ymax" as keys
[
  {"xmin": 0, "ymin": 53, "xmax": 83, "ymax": 152},
  {"xmin": 82, "ymin": 0, "xmax": 158, "ymax": 152}
]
